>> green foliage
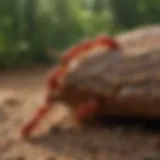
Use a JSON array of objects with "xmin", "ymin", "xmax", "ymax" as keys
[{"xmin": 0, "ymin": 0, "xmax": 160, "ymax": 69}]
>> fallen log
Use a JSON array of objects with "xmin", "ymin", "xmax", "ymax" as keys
[{"xmin": 59, "ymin": 25, "xmax": 160, "ymax": 118}]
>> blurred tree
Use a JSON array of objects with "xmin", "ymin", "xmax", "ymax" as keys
[
  {"xmin": 0, "ymin": 0, "xmax": 160, "ymax": 69},
  {"xmin": 138, "ymin": 0, "xmax": 160, "ymax": 24},
  {"xmin": 108, "ymin": 0, "xmax": 140, "ymax": 29}
]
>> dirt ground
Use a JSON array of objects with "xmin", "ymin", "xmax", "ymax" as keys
[
  {"xmin": 1, "ymin": 25, "xmax": 160, "ymax": 160},
  {"xmin": 1, "ymin": 67, "xmax": 160, "ymax": 160}
]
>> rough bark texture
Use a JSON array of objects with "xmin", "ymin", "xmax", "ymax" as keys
[{"xmin": 59, "ymin": 25, "xmax": 160, "ymax": 118}]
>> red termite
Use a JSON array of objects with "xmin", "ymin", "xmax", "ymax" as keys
[{"xmin": 20, "ymin": 35, "xmax": 120, "ymax": 137}]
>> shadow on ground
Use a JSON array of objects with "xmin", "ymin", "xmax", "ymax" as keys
[{"xmin": 25, "ymin": 116, "xmax": 160, "ymax": 159}]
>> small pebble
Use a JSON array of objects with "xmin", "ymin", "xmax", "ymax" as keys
[
  {"xmin": 2, "ymin": 95, "xmax": 21, "ymax": 107},
  {"xmin": 46, "ymin": 156, "xmax": 56, "ymax": 160},
  {"xmin": 16, "ymin": 156, "xmax": 25, "ymax": 160},
  {"xmin": 50, "ymin": 126, "xmax": 62, "ymax": 135}
]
